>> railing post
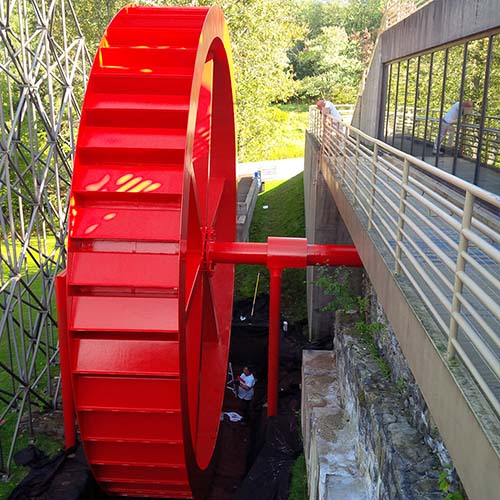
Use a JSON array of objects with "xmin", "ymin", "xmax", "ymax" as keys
[
  {"xmin": 368, "ymin": 143, "xmax": 378, "ymax": 230},
  {"xmin": 332, "ymin": 119, "xmax": 339, "ymax": 171},
  {"xmin": 341, "ymin": 124, "xmax": 349, "ymax": 185},
  {"xmin": 448, "ymin": 190, "xmax": 474, "ymax": 360},
  {"xmin": 394, "ymin": 158, "xmax": 410, "ymax": 274},
  {"xmin": 320, "ymin": 111, "xmax": 327, "ymax": 160},
  {"xmin": 353, "ymin": 134, "xmax": 360, "ymax": 204}
]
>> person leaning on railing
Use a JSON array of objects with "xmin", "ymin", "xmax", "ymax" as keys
[
  {"xmin": 433, "ymin": 100, "xmax": 473, "ymax": 155},
  {"xmin": 317, "ymin": 99, "xmax": 343, "ymax": 122},
  {"xmin": 317, "ymin": 99, "xmax": 344, "ymax": 134}
]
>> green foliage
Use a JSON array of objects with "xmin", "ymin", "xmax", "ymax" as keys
[
  {"xmin": 355, "ymin": 320, "xmax": 390, "ymax": 378},
  {"xmin": 157, "ymin": 0, "xmax": 305, "ymax": 160},
  {"xmin": 244, "ymin": 104, "xmax": 309, "ymax": 161},
  {"xmin": 316, "ymin": 270, "xmax": 390, "ymax": 378},
  {"xmin": 288, "ymin": 454, "xmax": 308, "ymax": 500},
  {"xmin": 73, "ymin": 0, "xmax": 304, "ymax": 162},
  {"xmin": 396, "ymin": 377, "xmax": 407, "ymax": 393},
  {"xmin": 74, "ymin": 0, "xmax": 130, "ymax": 53},
  {"xmin": 316, "ymin": 267, "xmax": 365, "ymax": 313},
  {"xmin": 290, "ymin": 0, "xmax": 384, "ymax": 102},
  {"xmin": 235, "ymin": 173, "xmax": 307, "ymax": 322},
  {"xmin": 438, "ymin": 468, "xmax": 464, "ymax": 500},
  {"xmin": 294, "ymin": 25, "xmax": 363, "ymax": 102}
]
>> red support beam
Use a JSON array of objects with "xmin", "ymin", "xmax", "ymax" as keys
[
  {"xmin": 267, "ymin": 267, "xmax": 282, "ymax": 417},
  {"xmin": 55, "ymin": 271, "xmax": 76, "ymax": 450},
  {"xmin": 209, "ymin": 238, "xmax": 362, "ymax": 268}
]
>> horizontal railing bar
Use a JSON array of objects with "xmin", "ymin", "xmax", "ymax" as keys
[
  {"xmin": 462, "ymin": 228, "xmax": 500, "ymax": 263},
  {"xmin": 461, "ymin": 252, "xmax": 500, "ymax": 292},
  {"xmin": 457, "ymin": 271, "xmax": 500, "ymax": 322},
  {"xmin": 450, "ymin": 314, "xmax": 499, "ymax": 378},
  {"xmin": 402, "ymin": 214, "xmax": 456, "ymax": 272},
  {"xmin": 401, "ymin": 199, "xmax": 460, "ymax": 258},
  {"xmin": 311, "ymin": 105, "xmax": 500, "ymax": 416},
  {"xmin": 397, "ymin": 228, "xmax": 454, "ymax": 290},
  {"xmin": 398, "ymin": 239, "xmax": 453, "ymax": 312},
  {"xmin": 456, "ymin": 292, "xmax": 500, "ymax": 350},
  {"xmin": 450, "ymin": 337, "xmax": 500, "ymax": 416},
  {"xmin": 397, "ymin": 257, "xmax": 450, "ymax": 333}
]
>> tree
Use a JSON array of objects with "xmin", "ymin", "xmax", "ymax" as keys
[
  {"xmin": 193, "ymin": 0, "xmax": 304, "ymax": 160},
  {"xmin": 74, "ymin": 0, "xmax": 303, "ymax": 161},
  {"xmin": 294, "ymin": 25, "xmax": 363, "ymax": 102},
  {"xmin": 289, "ymin": 0, "xmax": 384, "ymax": 103}
]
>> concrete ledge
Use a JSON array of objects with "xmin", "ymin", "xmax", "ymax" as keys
[
  {"xmin": 302, "ymin": 350, "xmax": 369, "ymax": 500},
  {"xmin": 236, "ymin": 176, "xmax": 259, "ymax": 242}
]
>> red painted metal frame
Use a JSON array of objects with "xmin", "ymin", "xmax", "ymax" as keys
[
  {"xmin": 209, "ymin": 237, "xmax": 362, "ymax": 417},
  {"xmin": 56, "ymin": 6, "xmax": 363, "ymax": 499}
]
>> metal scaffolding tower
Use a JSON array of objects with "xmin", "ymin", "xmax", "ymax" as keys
[{"xmin": 0, "ymin": 0, "xmax": 90, "ymax": 474}]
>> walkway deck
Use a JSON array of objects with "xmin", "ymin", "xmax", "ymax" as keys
[{"xmin": 389, "ymin": 136, "xmax": 500, "ymax": 197}]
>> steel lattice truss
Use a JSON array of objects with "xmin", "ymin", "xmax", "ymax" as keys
[{"xmin": 0, "ymin": 0, "xmax": 90, "ymax": 473}]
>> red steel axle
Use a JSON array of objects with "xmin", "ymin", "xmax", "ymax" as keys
[{"xmin": 209, "ymin": 237, "xmax": 362, "ymax": 416}]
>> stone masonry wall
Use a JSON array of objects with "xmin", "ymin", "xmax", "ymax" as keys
[
  {"xmin": 332, "ymin": 297, "xmax": 462, "ymax": 499},
  {"xmin": 365, "ymin": 281, "xmax": 456, "ymax": 471}
]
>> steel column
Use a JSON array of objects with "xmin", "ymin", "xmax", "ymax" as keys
[{"xmin": 267, "ymin": 268, "xmax": 282, "ymax": 417}]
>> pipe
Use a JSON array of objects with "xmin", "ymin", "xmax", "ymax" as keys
[
  {"xmin": 267, "ymin": 267, "xmax": 282, "ymax": 417},
  {"xmin": 209, "ymin": 240, "xmax": 363, "ymax": 268},
  {"xmin": 209, "ymin": 241, "xmax": 268, "ymax": 265},
  {"xmin": 306, "ymin": 244, "xmax": 363, "ymax": 267}
]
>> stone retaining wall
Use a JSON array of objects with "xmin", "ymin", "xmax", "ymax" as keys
[{"xmin": 333, "ymin": 310, "xmax": 444, "ymax": 499}]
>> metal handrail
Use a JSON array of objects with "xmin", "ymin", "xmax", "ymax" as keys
[
  {"xmin": 387, "ymin": 106, "xmax": 500, "ymax": 168},
  {"xmin": 309, "ymin": 105, "xmax": 500, "ymax": 414}
]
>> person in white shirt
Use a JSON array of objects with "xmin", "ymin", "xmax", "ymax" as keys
[
  {"xmin": 433, "ymin": 100, "xmax": 473, "ymax": 155},
  {"xmin": 238, "ymin": 366, "xmax": 255, "ymax": 401},
  {"xmin": 317, "ymin": 99, "xmax": 343, "ymax": 122},
  {"xmin": 237, "ymin": 366, "xmax": 255, "ymax": 422}
]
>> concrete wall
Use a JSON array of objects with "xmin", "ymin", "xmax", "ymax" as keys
[
  {"xmin": 236, "ymin": 176, "xmax": 260, "ymax": 242},
  {"xmin": 304, "ymin": 135, "xmax": 361, "ymax": 341},
  {"xmin": 353, "ymin": 0, "xmax": 500, "ymax": 136}
]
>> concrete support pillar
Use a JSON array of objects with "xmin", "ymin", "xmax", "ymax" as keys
[{"xmin": 304, "ymin": 133, "xmax": 363, "ymax": 341}]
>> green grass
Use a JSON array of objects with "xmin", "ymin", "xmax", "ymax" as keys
[
  {"xmin": 1, "ymin": 234, "xmax": 63, "ymax": 492},
  {"xmin": 0, "ymin": 425, "xmax": 64, "ymax": 498},
  {"xmin": 289, "ymin": 454, "xmax": 308, "ymax": 500},
  {"xmin": 263, "ymin": 104, "xmax": 309, "ymax": 161},
  {"xmin": 0, "ymin": 236, "xmax": 59, "ymax": 401},
  {"xmin": 235, "ymin": 172, "xmax": 307, "ymax": 323}
]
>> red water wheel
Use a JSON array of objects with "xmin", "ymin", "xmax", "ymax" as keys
[{"xmin": 64, "ymin": 6, "xmax": 236, "ymax": 498}]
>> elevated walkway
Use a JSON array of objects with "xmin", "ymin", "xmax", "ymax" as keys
[{"xmin": 305, "ymin": 109, "xmax": 500, "ymax": 499}]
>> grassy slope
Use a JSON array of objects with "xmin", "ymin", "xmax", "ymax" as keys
[
  {"xmin": 263, "ymin": 104, "xmax": 309, "ymax": 160},
  {"xmin": 234, "ymin": 172, "xmax": 307, "ymax": 323}
]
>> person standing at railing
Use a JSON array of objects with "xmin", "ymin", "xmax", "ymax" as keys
[{"xmin": 433, "ymin": 100, "xmax": 473, "ymax": 155}]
